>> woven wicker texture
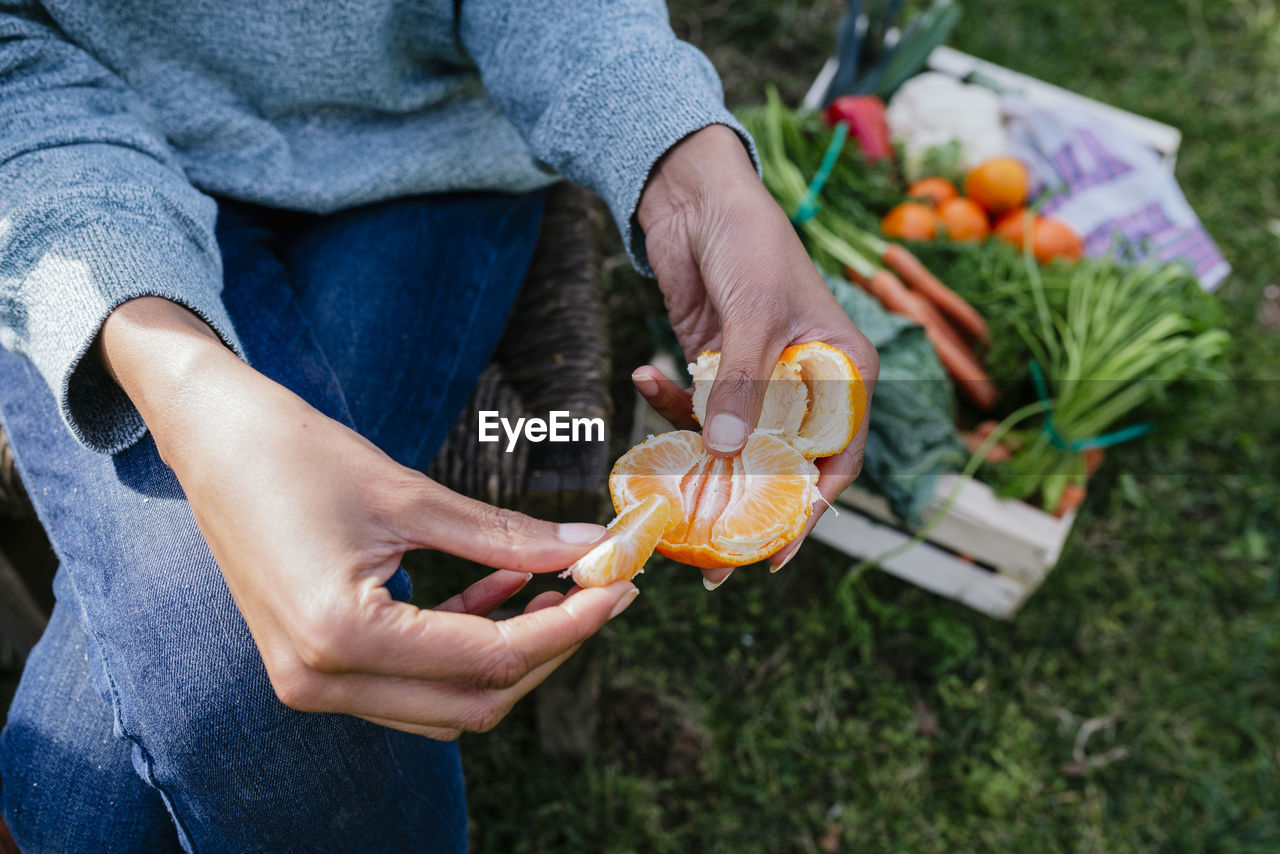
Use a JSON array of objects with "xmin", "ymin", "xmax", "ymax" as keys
[{"xmin": 427, "ymin": 181, "xmax": 611, "ymax": 517}]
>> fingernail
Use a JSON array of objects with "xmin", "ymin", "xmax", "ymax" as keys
[
  {"xmin": 609, "ymin": 587, "xmax": 640, "ymax": 619},
  {"xmin": 559, "ymin": 523, "xmax": 606, "ymax": 544},
  {"xmin": 704, "ymin": 414, "xmax": 747, "ymax": 453},
  {"xmin": 631, "ymin": 372, "xmax": 659, "ymax": 397},
  {"xmin": 770, "ymin": 546, "xmax": 799, "ymax": 574},
  {"xmin": 702, "ymin": 568, "xmax": 734, "ymax": 591}
]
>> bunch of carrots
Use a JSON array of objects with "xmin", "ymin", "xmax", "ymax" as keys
[
  {"xmin": 745, "ymin": 87, "xmax": 998, "ymax": 410},
  {"xmin": 843, "ymin": 234, "xmax": 997, "ymax": 409}
]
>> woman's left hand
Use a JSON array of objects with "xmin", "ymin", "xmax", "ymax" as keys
[{"xmin": 635, "ymin": 124, "xmax": 880, "ymax": 586}]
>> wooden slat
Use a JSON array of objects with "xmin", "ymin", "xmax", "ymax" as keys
[
  {"xmin": 0, "ymin": 545, "xmax": 48, "ymax": 659},
  {"xmin": 811, "ymin": 509, "xmax": 1029, "ymax": 619},
  {"xmin": 837, "ymin": 477, "xmax": 1075, "ymax": 587}
]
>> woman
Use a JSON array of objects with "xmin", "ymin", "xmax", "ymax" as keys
[{"xmin": 0, "ymin": 0, "xmax": 877, "ymax": 849}]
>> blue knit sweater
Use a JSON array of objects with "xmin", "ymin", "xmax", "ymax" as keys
[{"xmin": 0, "ymin": 0, "xmax": 752, "ymax": 453}]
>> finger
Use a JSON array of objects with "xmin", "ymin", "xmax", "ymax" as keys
[
  {"xmin": 330, "ymin": 579, "xmax": 637, "ymax": 687},
  {"xmin": 701, "ymin": 567, "xmax": 734, "ymax": 591},
  {"xmin": 701, "ymin": 325, "xmax": 785, "ymax": 457},
  {"xmin": 765, "ymin": 321, "xmax": 876, "ymax": 573},
  {"xmin": 768, "ymin": 433, "xmax": 866, "ymax": 573},
  {"xmin": 394, "ymin": 477, "xmax": 605, "ymax": 573},
  {"xmin": 434, "ymin": 570, "xmax": 532, "ymax": 616},
  {"xmin": 362, "ymin": 715, "xmax": 462, "ymax": 742},
  {"xmin": 524, "ymin": 590, "xmax": 565, "ymax": 614},
  {"xmin": 322, "ymin": 642, "xmax": 582, "ymax": 736},
  {"xmin": 631, "ymin": 366, "xmax": 699, "ymax": 430}
]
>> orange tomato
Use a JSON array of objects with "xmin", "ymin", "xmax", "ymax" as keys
[
  {"xmin": 881, "ymin": 201, "xmax": 939, "ymax": 241},
  {"xmin": 906, "ymin": 176, "xmax": 958, "ymax": 208},
  {"xmin": 937, "ymin": 197, "xmax": 990, "ymax": 242},
  {"xmin": 964, "ymin": 157, "xmax": 1029, "ymax": 215},
  {"xmin": 1032, "ymin": 218, "xmax": 1084, "ymax": 263}
]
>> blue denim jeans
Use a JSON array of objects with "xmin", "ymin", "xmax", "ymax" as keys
[{"xmin": 0, "ymin": 189, "xmax": 546, "ymax": 852}]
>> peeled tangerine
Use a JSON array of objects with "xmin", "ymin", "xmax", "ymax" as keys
[{"xmin": 569, "ymin": 342, "xmax": 866, "ymax": 587}]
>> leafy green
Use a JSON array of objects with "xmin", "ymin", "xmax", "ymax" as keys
[
  {"xmin": 913, "ymin": 240, "xmax": 1231, "ymax": 507},
  {"xmin": 821, "ymin": 0, "xmax": 963, "ymax": 104},
  {"xmin": 825, "ymin": 274, "xmax": 967, "ymax": 522}
]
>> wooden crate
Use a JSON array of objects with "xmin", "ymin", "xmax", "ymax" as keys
[
  {"xmin": 809, "ymin": 480, "xmax": 1075, "ymax": 619},
  {"xmin": 789, "ymin": 49, "xmax": 1180, "ymax": 618}
]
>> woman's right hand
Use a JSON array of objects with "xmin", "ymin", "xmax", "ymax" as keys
[{"xmin": 96, "ymin": 297, "xmax": 637, "ymax": 740}]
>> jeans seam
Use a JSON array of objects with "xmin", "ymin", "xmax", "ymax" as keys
[
  {"xmin": 0, "ymin": 399, "xmax": 195, "ymax": 847},
  {"xmin": 61, "ymin": 564, "xmax": 201, "ymax": 853}
]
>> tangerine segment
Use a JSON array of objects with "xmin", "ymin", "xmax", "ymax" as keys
[
  {"xmin": 569, "ymin": 494, "xmax": 672, "ymax": 588},
  {"xmin": 689, "ymin": 351, "xmax": 806, "ymax": 438},
  {"xmin": 610, "ymin": 431, "xmax": 819, "ymax": 570},
  {"xmin": 606, "ymin": 430, "xmax": 703, "ymax": 542}
]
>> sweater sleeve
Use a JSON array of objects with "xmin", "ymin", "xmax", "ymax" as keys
[
  {"xmin": 458, "ymin": 0, "xmax": 760, "ymax": 275},
  {"xmin": 0, "ymin": 1, "xmax": 244, "ymax": 454}
]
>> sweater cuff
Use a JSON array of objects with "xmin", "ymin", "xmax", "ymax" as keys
[
  {"xmin": 529, "ymin": 38, "xmax": 760, "ymax": 276},
  {"xmin": 28, "ymin": 221, "xmax": 244, "ymax": 455}
]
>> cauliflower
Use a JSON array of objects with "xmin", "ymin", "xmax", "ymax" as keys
[{"xmin": 886, "ymin": 72, "xmax": 1007, "ymax": 181}]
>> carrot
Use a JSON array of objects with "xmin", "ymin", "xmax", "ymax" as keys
[
  {"xmin": 850, "ymin": 268, "xmax": 999, "ymax": 409},
  {"xmin": 963, "ymin": 430, "xmax": 1011, "ymax": 462},
  {"xmin": 1083, "ymin": 447, "xmax": 1105, "ymax": 475},
  {"xmin": 1053, "ymin": 482, "xmax": 1087, "ymax": 518},
  {"xmin": 882, "ymin": 243, "xmax": 989, "ymax": 341}
]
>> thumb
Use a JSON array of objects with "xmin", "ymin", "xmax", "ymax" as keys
[
  {"xmin": 397, "ymin": 477, "xmax": 606, "ymax": 572},
  {"xmin": 702, "ymin": 326, "xmax": 783, "ymax": 457}
]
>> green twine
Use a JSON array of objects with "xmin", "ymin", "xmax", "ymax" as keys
[
  {"xmin": 789, "ymin": 121, "xmax": 848, "ymax": 225},
  {"xmin": 1029, "ymin": 361, "xmax": 1154, "ymax": 452}
]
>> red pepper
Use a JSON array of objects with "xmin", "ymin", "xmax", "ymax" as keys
[{"xmin": 824, "ymin": 95, "xmax": 893, "ymax": 164}]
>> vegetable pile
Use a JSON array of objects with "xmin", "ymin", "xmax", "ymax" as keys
[{"xmin": 735, "ymin": 84, "xmax": 1229, "ymax": 513}]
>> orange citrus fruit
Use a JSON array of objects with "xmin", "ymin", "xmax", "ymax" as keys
[
  {"xmin": 1032, "ymin": 218, "xmax": 1084, "ymax": 263},
  {"xmin": 610, "ymin": 431, "xmax": 819, "ymax": 570},
  {"xmin": 881, "ymin": 201, "xmax": 939, "ymax": 241},
  {"xmin": 963, "ymin": 157, "xmax": 1029, "ymax": 215},
  {"xmin": 936, "ymin": 197, "xmax": 990, "ymax": 242},
  {"xmin": 993, "ymin": 208, "xmax": 1038, "ymax": 250},
  {"xmin": 574, "ymin": 342, "xmax": 866, "ymax": 585},
  {"xmin": 568, "ymin": 494, "xmax": 672, "ymax": 587},
  {"xmin": 906, "ymin": 177, "xmax": 958, "ymax": 208}
]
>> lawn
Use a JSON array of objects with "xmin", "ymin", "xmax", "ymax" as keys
[{"xmin": 4, "ymin": 1, "xmax": 1280, "ymax": 851}]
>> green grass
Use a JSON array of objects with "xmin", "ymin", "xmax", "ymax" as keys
[{"xmin": 5, "ymin": 1, "xmax": 1280, "ymax": 850}]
